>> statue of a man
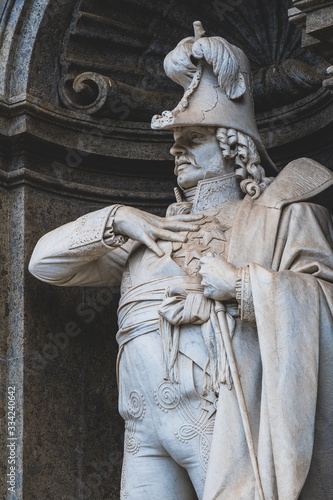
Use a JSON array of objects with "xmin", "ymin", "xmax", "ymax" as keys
[{"xmin": 29, "ymin": 22, "xmax": 333, "ymax": 500}]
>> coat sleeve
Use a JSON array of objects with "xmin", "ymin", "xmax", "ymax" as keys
[{"xmin": 29, "ymin": 206, "xmax": 135, "ymax": 287}]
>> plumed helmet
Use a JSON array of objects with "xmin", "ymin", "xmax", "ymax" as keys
[{"xmin": 151, "ymin": 21, "xmax": 277, "ymax": 173}]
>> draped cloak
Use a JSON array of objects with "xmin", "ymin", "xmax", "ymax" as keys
[
  {"xmin": 203, "ymin": 158, "xmax": 333, "ymax": 500},
  {"xmin": 29, "ymin": 158, "xmax": 333, "ymax": 500}
]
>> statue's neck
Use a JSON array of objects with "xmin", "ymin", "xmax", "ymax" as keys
[{"xmin": 178, "ymin": 173, "xmax": 243, "ymax": 212}]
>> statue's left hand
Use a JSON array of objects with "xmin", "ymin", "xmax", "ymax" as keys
[{"xmin": 199, "ymin": 253, "xmax": 238, "ymax": 301}]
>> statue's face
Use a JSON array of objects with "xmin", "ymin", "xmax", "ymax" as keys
[{"xmin": 170, "ymin": 126, "xmax": 233, "ymax": 189}]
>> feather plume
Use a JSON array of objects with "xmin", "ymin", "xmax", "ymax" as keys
[
  {"xmin": 163, "ymin": 37, "xmax": 197, "ymax": 89},
  {"xmin": 192, "ymin": 37, "xmax": 246, "ymax": 100}
]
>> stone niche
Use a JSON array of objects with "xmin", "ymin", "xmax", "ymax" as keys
[{"xmin": 0, "ymin": 0, "xmax": 333, "ymax": 498}]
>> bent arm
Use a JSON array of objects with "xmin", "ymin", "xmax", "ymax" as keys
[{"xmin": 29, "ymin": 206, "xmax": 135, "ymax": 287}]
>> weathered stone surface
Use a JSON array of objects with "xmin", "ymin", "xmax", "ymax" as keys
[
  {"xmin": 289, "ymin": 0, "xmax": 333, "ymax": 63},
  {"xmin": 24, "ymin": 190, "xmax": 124, "ymax": 499},
  {"xmin": 1, "ymin": 0, "xmax": 333, "ymax": 498}
]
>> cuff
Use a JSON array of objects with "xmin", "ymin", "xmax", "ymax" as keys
[
  {"xmin": 103, "ymin": 205, "xmax": 129, "ymax": 247},
  {"xmin": 69, "ymin": 206, "xmax": 113, "ymax": 250},
  {"xmin": 235, "ymin": 265, "xmax": 255, "ymax": 322},
  {"xmin": 69, "ymin": 205, "xmax": 128, "ymax": 253}
]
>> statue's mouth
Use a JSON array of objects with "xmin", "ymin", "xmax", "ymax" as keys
[
  {"xmin": 176, "ymin": 162, "xmax": 191, "ymax": 172},
  {"xmin": 175, "ymin": 158, "xmax": 192, "ymax": 175}
]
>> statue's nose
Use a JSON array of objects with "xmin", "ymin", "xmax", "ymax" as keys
[{"xmin": 170, "ymin": 139, "xmax": 186, "ymax": 157}]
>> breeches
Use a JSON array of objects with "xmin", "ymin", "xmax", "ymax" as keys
[{"xmin": 118, "ymin": 331, "xmax": 217, "ymax": 500}]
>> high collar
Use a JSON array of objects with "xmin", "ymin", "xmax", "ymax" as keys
[
  {"xmin": 183, "ymin": 186, "xmax": 197, "ymax": 203},
  {"xmin": 176, "ymin": 173, "xmax": 243, "ymax": 212}
]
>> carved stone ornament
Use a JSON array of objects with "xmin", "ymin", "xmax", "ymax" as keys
[
  {"xmin": 52, "ymin": 0, "xmax": 333, "ymax": 160},
  {"xmin": 289, "ymin": 0, "xmax": 333, "ymax": 63},
  {"xmin": 58, "ymin": 71, "xmax": 111, "ymax": 113},
  {"xmin": 29, "ymin": 20, "xmax": 333, "ymax": 500},
  {"xmin": 289, "ymin": 1, "xmax": 333, "ymax": 93}
]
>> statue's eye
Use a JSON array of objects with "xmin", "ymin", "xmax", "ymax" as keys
[{"xmin": 191, "ymin": 133, "xmax": 202, "ymax": 140}]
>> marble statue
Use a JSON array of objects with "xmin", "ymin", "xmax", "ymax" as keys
[{"xmin": 29, "ymin": 22, "xmax": 333, "ymax": 500}]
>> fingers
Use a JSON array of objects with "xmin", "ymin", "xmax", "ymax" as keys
[
  {"xmin": 141, "ymin": 226, "xmax": 188, "ymax": 255},
  {"xmin": 162, "ymin": 220, "xmax": 200, "ymax": 232},
  {"xmin": 158, "ymin": 213, "xmax": 203, "ymax": 232},
  {"xmin": 167, "ymin": 213, "xmax": 204, "ymax": 222},
  {"xmin": 143, "ymin": 212, "xmax": 202, "ymax": 234},
  {"xmin": 141, "ymin": 234, "xmax": 165, "ymax": 257},
  {"xmin": 152, "ymin": 227, "xmax": 188, "ymax": 242},
  {"xmin": 198, "ymin": 270, "xmax": 214, "ymax": 290},
  {"xmin": 199, "ymin": 260, "xmax": 219, "ymax": 283},
  {"xmin": 157, "ymin": 214, "xmax": 202, "ymax": 232},
  {"xmin": 199, "ymin": 258, "xmax": 215, "ymax": 269},
  {"xmin": 200, "ymin": 277, "xmax": 210, "ymax": 287}
]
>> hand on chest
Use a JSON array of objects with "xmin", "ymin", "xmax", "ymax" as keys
[
  {"xmin": 126, "ymin": 201, "xmax": 242, "ymax": 286},
  {"xmin": 172, "ymin": 206, "xmax": 237, "ymax": 276}
]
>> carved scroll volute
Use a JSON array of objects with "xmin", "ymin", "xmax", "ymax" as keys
[{"xmin": 58, "ymin": 72, "xmax": 114, "ymax": 114}]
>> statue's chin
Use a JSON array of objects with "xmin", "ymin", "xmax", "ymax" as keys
[
  {"xmin": 176, "ymin": 177, "xmax": 200, "ymax": 190},
  {"xmin": 177, "ymin": 170, "xmax": 229, "ymax": 190},
  {"xmin": 177, "ymin": 182, "xmax": 196, "ymax": 190}
]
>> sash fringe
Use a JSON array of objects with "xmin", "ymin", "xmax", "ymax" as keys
[{"xmin": 158, "ymin": 286, "xmax": 236, "ymax": 394}]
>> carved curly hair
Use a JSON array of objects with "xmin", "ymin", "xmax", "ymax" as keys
[{"xmin": 216, "ymin": 127, "xmax": 272, "ymax": 199}]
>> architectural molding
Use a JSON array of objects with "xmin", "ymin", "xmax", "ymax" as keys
[
  {"xmin": 0, "ymin": 167, "xmax": 174, "ymax": 206},
  {"xmin": 289, "ymin": 1, "xmax": 333, "ymax": 63}
]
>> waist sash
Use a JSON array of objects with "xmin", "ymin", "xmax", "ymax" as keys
[
  {"xmin": 117, "ymin": 275, "xmax": 238, "ymax": 394},
  {"xmin": 116, "ymin": 276, "xmax": 203, "ymax": 347}
]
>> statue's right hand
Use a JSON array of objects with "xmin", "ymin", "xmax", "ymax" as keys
[{"xmin": 113, "ymin": 206, "xmax": 202, "ymax": 257}]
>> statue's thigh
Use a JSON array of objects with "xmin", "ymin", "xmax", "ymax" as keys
[
  {"xmin": 154, "ymin": 354, "xmax": 217, "ymax": 498},
  {"xmin": 120, "ymin": 447, "xmax": 198, "ymax": 500},
  {"xmin": 118, "ymin": 334, "xmax": 216, "ymax": 499}
]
